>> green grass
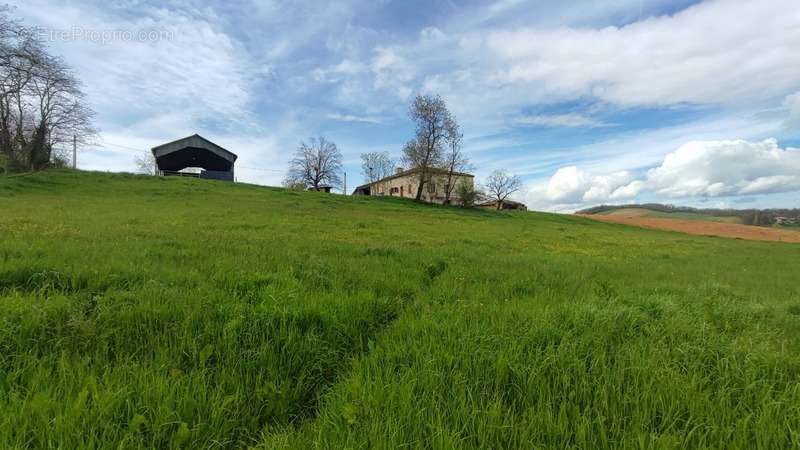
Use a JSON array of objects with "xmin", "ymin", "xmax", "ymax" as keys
[{"xmin": 1, "ymin": 170, "xmax": 799, "ymax": 449}]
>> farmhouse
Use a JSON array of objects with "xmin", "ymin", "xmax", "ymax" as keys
[
  {"xmin": 152, "ymin": 134, "xmax": 238, "ymax": 181},
  {"xmin": 352, "ymin": 167, "xmax": 475, "ymax": 204}
]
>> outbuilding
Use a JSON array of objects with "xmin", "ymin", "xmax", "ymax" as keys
[
  {"xmin": 478, "ymin": 199, "xmax": 528, "ymax": 211},
  {"xmin": 151, "ymin": 134, "xmax": 237, "ymax": 181}
]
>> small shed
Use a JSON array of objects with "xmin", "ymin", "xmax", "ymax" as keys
[
  {"xmin": 308, "ymin": 185, "xmax": 333, "ymax": 193},
  {"xmin": 151, "ymin": 134, "xmax": 237, "ymax": 181},
  {"xmin": 478, "ymin": 199, "xmax": 528, "ymax": 211},
  {"xmin": 352, "ymin": 184, "xmax": 371, "ymax": 196}
]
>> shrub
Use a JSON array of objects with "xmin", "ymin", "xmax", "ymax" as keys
[{"xmin": 455, "ymin": 180, "xmax": 481, "ymax": 208}]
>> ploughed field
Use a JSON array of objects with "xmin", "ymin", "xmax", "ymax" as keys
[
  {"xmin": 582, "ymin": 208, "xmax": 800, "ymax": 243},
  {"xmin": 1, "ymin": 170, "xmax": 799, "ymax": 449}
]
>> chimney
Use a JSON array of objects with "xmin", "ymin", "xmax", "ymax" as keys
[{"xmin": 395, "ymin": 167, "xmax": 404, "ymax": 174}]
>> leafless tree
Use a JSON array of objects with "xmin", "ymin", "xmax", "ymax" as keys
[
  {"xmin": 360, "ymin": 151, "xmax": 396, "ymax": 184},
  {"xmin": 134, "ymin": 150, "xmax": 156, "ymax": 175},
  {"xmin": 484, "ymin": 170, "xmax": 522, "ymax": 210},
  {"xmin": 403, "ymin": 94, "xmax": 453, "ymax": 201},
  {"xmin": 441, "ymin": 121, "xmax": 471, "ymax": 204},
  {"xmin": 0, "ymin": 9, "xmax": 96, "ymax": 172},
  {"xmin": 284, "ymin": 136, "xmax": 343, "ymax": 190},
  {"xmin": 28, "ymin": 53, "xmax": 95, "ymax": 169}
]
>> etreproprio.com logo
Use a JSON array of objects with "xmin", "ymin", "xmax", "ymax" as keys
[{"xmin": 33, "ymin": 26, "xmax": 175, "ymax": 44}]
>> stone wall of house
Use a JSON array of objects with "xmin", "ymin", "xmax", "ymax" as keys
[{"xmin": 370, "ymin": 172, "xmax": 474, "ymax": 204}]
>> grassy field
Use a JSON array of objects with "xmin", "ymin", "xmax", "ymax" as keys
[
  {"xmin": 1, "ymin": 170, "xmax": 799, "ymax": 449},
  {"xmin": 597, "ymin": 207, "xmax": 743, "ymax": 224}
]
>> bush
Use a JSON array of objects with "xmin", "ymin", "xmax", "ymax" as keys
[{"xmin": 455, "ymin": 180, "xmax": 481, "ymax": 208}]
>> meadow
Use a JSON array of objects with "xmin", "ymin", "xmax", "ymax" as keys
[{"xmin": 1, "ymin": 170, "xmax": 799, "ymax": 449}]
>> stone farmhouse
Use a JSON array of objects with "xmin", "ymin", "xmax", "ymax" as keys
[{"xmin": 352, "ymin": 167, "xmax": 474, "ymax": 205}]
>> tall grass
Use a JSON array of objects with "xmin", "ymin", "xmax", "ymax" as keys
[{"xmin": 1, "ymin": 170, "xmax": 799, "ymax": 449}]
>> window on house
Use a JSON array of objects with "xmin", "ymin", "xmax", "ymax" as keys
[{"xmin": 428, "ymin": 182, "xmax": 436, "ymax": 194}]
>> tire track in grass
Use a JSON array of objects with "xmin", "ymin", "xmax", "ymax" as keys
[
  {"xmin": 0, "ymin": 265, "xmax": 415, "ymax": 449},
  {"xmin": 255, "ymin": 258, "xmax": 452, "ymax": 447}
]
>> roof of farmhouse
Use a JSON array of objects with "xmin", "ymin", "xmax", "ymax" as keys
[{"xmin": 373, "ymin": 167, "xmax": 473, "ymax": 183}]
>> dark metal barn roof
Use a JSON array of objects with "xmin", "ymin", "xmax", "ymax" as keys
[{"xmin": 151, "ymin": 134, "xmax": 237, "ymax": 173}]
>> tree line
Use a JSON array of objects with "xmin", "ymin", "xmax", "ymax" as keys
[
  {"xmin": 0, "ymin": 10, "xmax": 95, "ymax": 173},
  {"xmin": 284, "ymin": 94, "xmax": 522, "ymax": 209}
]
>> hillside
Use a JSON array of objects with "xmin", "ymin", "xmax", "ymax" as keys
[
  {"xmin": 579, "ymin": 203, "xmax": 800, "ymax": 227},
  {"xmin": 1, "ymin": 170, "xmax": 800, "ymax": 449},
  {"xmin": 595, "ymin": 207, "xmax": 744, "ymax": 224}
]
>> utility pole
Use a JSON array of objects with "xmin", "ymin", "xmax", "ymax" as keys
[{"xmin": 72, "ymin": 135, "xmax": 77, "ymax": 169}]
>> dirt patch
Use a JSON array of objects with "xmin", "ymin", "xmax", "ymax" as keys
[{"xmin": 579, "ymin": 214, "xmax": 800, "ymax": 243}]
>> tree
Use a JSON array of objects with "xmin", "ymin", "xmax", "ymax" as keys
[
  {"xmin": 0, "ymin": 9, "xmax": 95, "ymax": 172},
  {"xmin": 134, "ymin": 151, "xmax": 156, "ymax": 175},
  {"xmin": 360, "ymin": 151, "xmax": 396, "ymax": 184},
  {"xmin": 454, "ymin": 179, "xmax": 481, "ymax": 208},
  {"xmin": 403, "ymin": 94, "xmax": 453, "ymax": 201},
  {"xmin": 441, "ymin": 121, "xmax": 470, "ymax": 204},
  {"xmin": 284, "ymin": 136, "xmax": 343, "ymax": 190},
  {"xmin": 484, "ymin": 170, "xmax": 522, "ymax": 210},
  {"xmin": 27, "ymin": 53, "xmax": 95, "ymax": 170}
]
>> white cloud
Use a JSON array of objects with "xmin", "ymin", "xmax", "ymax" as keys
[
  {"xmin": 371, "ymin": 47, "xmax": 415, "ymax": 100},
  {"xmin": 325, "ymin": 113, "xmax": 382, "ymax": 124},
  {"xmin": 517, "ymin": 113, "xmax": 609, "ymax": 128},
  {"xmin": 420, "ymin": 27, "xmax": 446, "ymax": 43},
  {"xmin": 525, "ymin": 138, "xmax": 800, "ymax": 211},
  {"xmin": 481, "ymin": 0, "xmax": 800, "ymax": 107},
  {"xmin": 647, "ymin": 139, "xmax": 800, "ymax": 197},
  {"xmin": 544, "ymin": 166, "xmax": 639, "ymax": 204}
]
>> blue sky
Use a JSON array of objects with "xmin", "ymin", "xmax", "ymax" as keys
[{"xmin": 10, "ymin": 0, "xmax": 800, "ymax": 211}]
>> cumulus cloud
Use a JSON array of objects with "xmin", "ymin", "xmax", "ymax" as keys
[
  {"xmin": 526, "ymin": 138, "xmax": 800, "ymax": 211},
  {"xmin": 544, "ymin": 167, "xmax": 640, "ymax": 204},
  {"xmin": 647, "ymin": 139, "xmax": 800, "ymax": 197}
]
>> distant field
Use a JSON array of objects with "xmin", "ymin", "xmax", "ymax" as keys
[
  {"xmin": 1, "ymin": 171, "xmax": 800, "ymax": 449},
  {"xmin": 597, "ymin": 207, "xmax": 743, "ymax": 223},
  {"xmin": 585, "ymin": 207, "xmax": 800, "ymax": 243}
]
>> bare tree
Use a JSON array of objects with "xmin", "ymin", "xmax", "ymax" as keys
[
  {"xmin": 360, "ymin": 151, "xmax": 396, "ymax": 184},
  {"xmin": 28, "ymin": 53, "xmax": 95, "ymax": 169},
  {"xmin": 0, "ymin": 9, "xmax": 96, "ymax": 172},
  {"xmin": 284, "ymin": 136, "xmax": 343, "ymax": 190},
  {"xmin": 134, "ymin": 151, "xmax": 156, "ymax": 175},
  {"xmin": 403, "ymin": 94, "xmax": 452, "ymax": 201},
  {"xmin": 484, "ymin": 170, "xmax": 522, "ymax": 210},
  {"xmin": 441, "ymin": 121, "xmax": 470, "ymax": 204}
]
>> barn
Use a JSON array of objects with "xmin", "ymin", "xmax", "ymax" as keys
[{"xmin": 151, "ymin": 134, "xmax": 237, "ymax": 181}]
